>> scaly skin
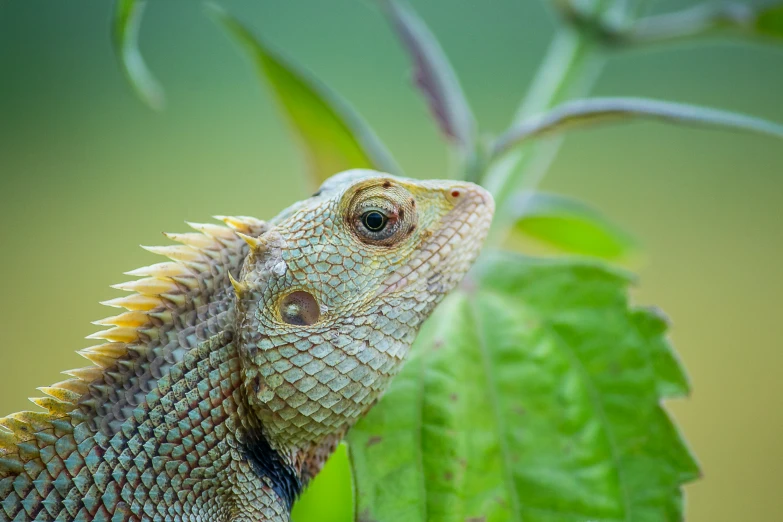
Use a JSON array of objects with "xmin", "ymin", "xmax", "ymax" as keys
[{"xmin": 0, "ymin": 170, "xmax": 493, "ymax": 521}]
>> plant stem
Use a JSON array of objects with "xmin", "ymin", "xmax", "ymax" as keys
[
  {"xmin": 484, "ymin": 27, "xmax": 606, "ymax": 241},
  {"xmin": 622, "ymin": 3, "xmax": 759, "ymax": 46}
]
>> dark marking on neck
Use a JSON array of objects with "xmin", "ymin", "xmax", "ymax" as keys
[{"xmin": 242, "ymin": 426, "xmax": 303, "ymax": 511}]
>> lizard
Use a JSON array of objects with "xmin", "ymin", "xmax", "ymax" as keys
[{"xmin": 0, "ymin": 169, "xmax": 494, "ymax": 522}]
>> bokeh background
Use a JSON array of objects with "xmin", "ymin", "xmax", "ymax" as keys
[{"xmin": 1, "ymin": 1, "xmax": 781, "ymax": 520}]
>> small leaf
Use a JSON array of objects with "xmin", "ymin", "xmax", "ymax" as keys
[
  {"xmin": 382, "ymin": 0, "xmax": 476, "ymax": 151},
  {"xmin": 618, "ymin": 3, "xmax": 783, "ymax": 46},
  {"xmin": 510, "ymin": 192, "xmax": 638, "ymax": 261},
  {"xmin": 348, "ymin": 253, "xmax": 699, "ymax": 522},
  {"xmin": 208, "ymin": 4, "xmax": 400, "ymax": 187},
  {"xmin": 755, "ymin": 5, "xmax": 783, "ymax": 39},
  {"xmin": 113, "ymin": 0, "xmax": 164, "ymax": 110},
  {"xmin": 291, "ymin": 443, "xmax": 354, "ymax": 522},
  {"xmin": 493, "ymin": 97, "xmax": 783, "ymax": 157}
]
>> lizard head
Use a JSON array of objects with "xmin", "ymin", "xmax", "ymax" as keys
[{"xmin": 232, "ymin": 169, "xmax": 494, "ymax": 450}]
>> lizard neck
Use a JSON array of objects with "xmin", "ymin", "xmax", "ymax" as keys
[
  {"xmin": 234, "ymin": 301, "xmax": 419, "ymax": 489},
  {"xmin": 207, "ymin": 334, "xmax": 304, "ymax": 515},
  {"xmin": 231, "ymin": 307, "xmax": 354, "ymax": 487},
  {"xmin": 230, "ymin": 247, "xmax": 421, "ymax": 473},
  {"xmin": 118, "ymin": 332, "xmax": 304, "ymax": 519}
]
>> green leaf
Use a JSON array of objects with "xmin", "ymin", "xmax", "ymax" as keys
[
  {"xmin": 619, "ymin": 3, "xmax": 783, "ymax": 46},
  {"xmin": 755, "ymin": 5, "xmax": 783, "ymax": 39},
  {"xmin": 112, "ymin": 0, "xmax": 164, "ymax": 110},
  {"xmin": 208, "ymin": 4, "xmax": 401, "ymax": 187},
  {"xmin": 493, "ymin": 97, "xmax": 783, "ymax": 157},
  {"xmin": 292, "ymin": 443, "xmax": 354, "ymax": 522},
  {"xmin": 381, "ymin": 0, "xmax": 475, "ymax": 152},
  {"xmin": 348, "ymin": 253, "xmax": 698, "ymax": 522},
  {"xmin": 509, "ymin": 192, "xmax": 638, "ymax": 261}
]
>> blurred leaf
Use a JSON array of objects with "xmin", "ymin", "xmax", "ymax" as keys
[
  {"xmin": 381, "ymin": 0, "xmax": 476, "ymax": 151},
  {"xmin": 113, "ymin": 0, "xmax": 164, "ymax": 110},
  {"xmin": 510, "ymin": 192, "xmax": 638, "ymax": 261},
  {"xmin": 493, "ymin": 97, "xmax": 783, "ymax": 157},
  {"xmin": 348, "ymin": 253, "xmax": 698, "ymax": 522},
  {"xmin": 755, "ymin": 5, "xmax": 783, "ymax": 39},
  {"xmin": 625, "ymin": 3, "xmax": 783, "ymax": 46},
  {"xmin": 209, "ymin": 4, "xmax": 401, "ymax": 187},
  {"xmin": 292, "ymin": 443, "xmax": 353, "ymax": 522}
]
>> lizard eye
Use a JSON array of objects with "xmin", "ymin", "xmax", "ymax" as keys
[
  {"xmin": 347, "ymin": 180, "xmax": 418, "ymax": 246},
  {"xmin": 362, "ymin": 211, "xmax": 387, "ymax": 232}
]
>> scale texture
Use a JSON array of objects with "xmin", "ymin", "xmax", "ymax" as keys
[{"xmin": 0, "ymin": 170, "xmax": 493, "ymax": 521}]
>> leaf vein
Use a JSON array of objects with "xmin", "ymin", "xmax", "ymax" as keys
[
  {"xmin": 471, "ymin": 299, "xmax": 524, "ymax": 522},
  {"xmin": 415, "ymin": 348, "xmax": 429, "ymax": 522},
  {"xmin": 545, "ymin": 322, "xmax": 633, "ymax": 521}
]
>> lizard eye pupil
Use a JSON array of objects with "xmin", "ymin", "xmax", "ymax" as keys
[{"xmin": 362, "ymin": 211, "xmax": 387, "ymax": 232}]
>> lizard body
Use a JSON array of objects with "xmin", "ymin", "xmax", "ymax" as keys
[{"xmin": 0, "ymin": 170, "xmax": 493, "ymax": 521}]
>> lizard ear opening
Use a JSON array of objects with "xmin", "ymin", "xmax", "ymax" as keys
[{"xmin": 279, "ymin": 290, "xmax": 321, "ymax": 326}]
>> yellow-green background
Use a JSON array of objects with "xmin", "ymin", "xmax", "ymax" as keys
[{"xmin": 1, "ymin": 1, "xmax": 781, "ymax": 521}]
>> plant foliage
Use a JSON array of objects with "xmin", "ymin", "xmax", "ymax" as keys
[
  {"xmin": 113, "ymin": 0, "xmax": 164, "ymax": 110},
  {"xmin": 112, "ymin": 0, "xmax": 783, "ymax": 520},
  {"xmin": 209, "ymin": 4, "xmax": 400, "ymax": 188},
  {"xmin": 492, "ymin": 97, "xmax": 783, "ymax": 157},
  {"xmin": 509, "ymin": 192, "xmax": 637, "ymax": 262},
  {"xmin": 380, "ymin": 0, "xmax": 475, "ymax": 153},
  {"xmin": 349, "ymin": 255, "xmax": 699, "ymax": 522}
]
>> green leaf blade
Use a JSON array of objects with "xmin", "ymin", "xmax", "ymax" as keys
[
  {"xmin": 509, "ymin": 192, "xmax": 638, "ymax": 262},
  {"xmin": 349, "ymin": 254, "xmax": 698, "ymax": 522},
  {"xmin": 113, "ymin": 0, "xmax": 165, "ymax": 110},
  {"xmin": 755, "ymin": 5, "xmax": 783, "ymax": 40},
  {"xmin": 631, "ymin": 308, "xmax": 691, "ymax": 399},
  {"xmin": 209, "ymin": 5, "xmax": 400, "ymax": 188},
  {"xmin": 348, "ymin": 294, "xmax": 476, "ymax": 522}
]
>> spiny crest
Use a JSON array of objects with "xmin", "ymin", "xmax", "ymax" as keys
[{"xmin": 0, "ymin": 215, "xmax": 267, "ymax": 464}]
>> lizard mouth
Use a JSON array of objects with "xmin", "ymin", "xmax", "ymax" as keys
[{"xmin": 376, "ymin": 183, "xmax": 494, "ymax": 296}]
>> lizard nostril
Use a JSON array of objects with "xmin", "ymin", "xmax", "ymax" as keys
[
  {"xmin": 446, "ymin": 185, "xmax": 494, "ymax": 209},
  {"xmin": 446, "ymin": 188, "xmax": 464, "ymax": 204}
]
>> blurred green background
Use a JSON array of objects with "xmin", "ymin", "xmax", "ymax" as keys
[{"xmin": 1, "ymin": 1, "xmax": 781, "ymax": 521}]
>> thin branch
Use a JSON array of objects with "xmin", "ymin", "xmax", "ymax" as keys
[
  {"xmin": 493, "ymin": 97, "xmax": 783, "ymax": 159},
  {"xmin": 622, "ymin": 2, "xmax": 766, "ymax": 46},
  {"xmin": 380, "ymin": 0, "xmax": 476, "ymax": 152},
  {"xmin": 551, "ymin": 1, "xmax": 783, "ymax": 48}
]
